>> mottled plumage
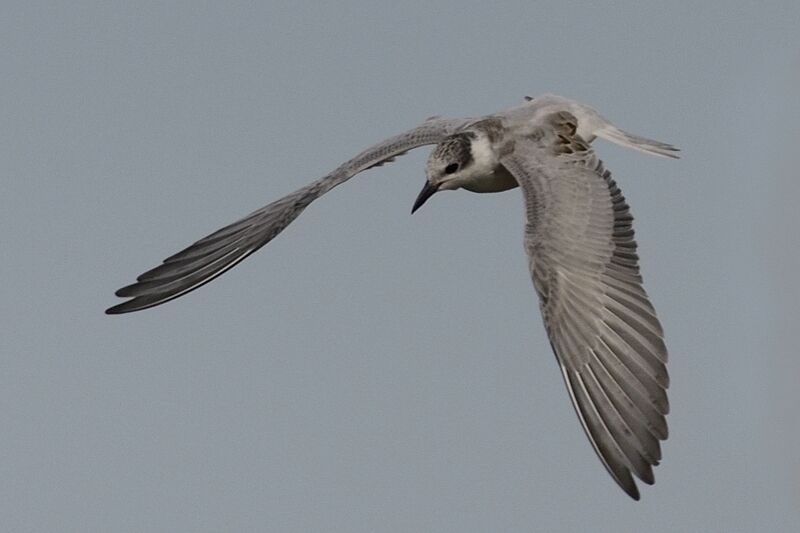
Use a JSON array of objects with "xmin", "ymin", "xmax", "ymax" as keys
[{"xmin": 107, "ymin": 94, "xmax": 678, "ymax": 500}]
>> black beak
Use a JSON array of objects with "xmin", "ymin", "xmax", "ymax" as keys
[{"xmin": 411, "ymin": 181, "xmax": 439, "ymax": 214}]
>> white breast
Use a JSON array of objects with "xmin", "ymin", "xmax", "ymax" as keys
[{"xmin": 459, "ymin": 134, "xmax": 517, "ymax": 193}]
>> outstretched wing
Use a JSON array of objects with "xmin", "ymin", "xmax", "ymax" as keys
[
  {"xmin": 502, "ymin": 112, "xmax": 670, "ymax": 500},
  {"xmin": 107, "ymin": 117, "xmax": 466, "ymax": 314}
]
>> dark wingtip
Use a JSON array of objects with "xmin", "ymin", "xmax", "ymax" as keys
[
  {"xmin": 624, "ymin": 482, "xmax": 641, "ymax": 501},
  {"xmin": 105, "ymin": 294, "xmax": 151, "ymax": 314},
  {"xmin": 114, "ymin": 283, "xmax": 139, "ymax": 298},
  {"xmin": 105, "ymin": 303, "xmax": 126, "ymax": 315},
  {"xmin": 105, "ymin": 298, "xmax": 154, "ymax": 315}
]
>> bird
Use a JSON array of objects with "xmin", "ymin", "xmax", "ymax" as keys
[{"xmin": 107, "ymin": 94, "xmax": 678, "ymax": 500}]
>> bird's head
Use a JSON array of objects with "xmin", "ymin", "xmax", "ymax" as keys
[{"xmin": 412, "ymin": 131, "xmax": 489, "ymax": 213}]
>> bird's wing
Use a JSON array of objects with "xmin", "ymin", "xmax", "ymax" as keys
[
  {"xmin": 501, "ymin": 111, "xmax": 670, "ymax": 500},
  {"xmin": 107, "ymin": 117, "xmax": 467, "ymax": 314}
]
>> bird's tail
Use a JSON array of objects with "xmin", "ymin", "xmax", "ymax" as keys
[
  {"xmin": 594, "ymin": 124, "xmax": 680, "ymax": 159},
  {"xmin": 532, "ymin": 94, "xmax": 681, "ymax": 159}
]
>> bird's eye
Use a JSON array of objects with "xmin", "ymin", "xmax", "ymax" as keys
[{"xmin": 444, "ymin": 163, "xmax": 459, "ymax": 174}]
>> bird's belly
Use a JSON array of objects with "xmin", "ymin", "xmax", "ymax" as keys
[{"xmin": 462, "ymin": 167, "xmax": 519, "ymax": 193}]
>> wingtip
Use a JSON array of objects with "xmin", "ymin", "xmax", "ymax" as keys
[
  {"xmin": 660, "ymin": 146, "xmax": 681, "ymax": 159},
  {"xmin": 619, "ymin": 476, "xmax": 642, "ymax": 501},
  {"xmin": 105, "ymin": 296, "xmax": 149, "ymax": 315},
  {"xmin": 105, "ymin": 299, "xmax": 153, "ymax": 315},
  {"xmin": 105, "ymin": 304, "xmax": 125, "ymax": 315},
  {"xmin": 114, "ymin": 283, "xmax": 137, "ymax": 298}
]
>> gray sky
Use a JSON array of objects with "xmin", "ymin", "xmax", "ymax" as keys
[{"xmin": 2, "ymin": 1, "xmax": 798, "ymax": 531}]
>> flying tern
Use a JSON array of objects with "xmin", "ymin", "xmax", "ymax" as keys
[{"xmin": 107, "ymin": 94, "xmax": 679, "ymax": 500}]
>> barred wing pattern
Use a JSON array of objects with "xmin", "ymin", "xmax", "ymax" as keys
[
  {"xmin": 107, "ymin": 118, "xmax": 466, "ymax": 314},
  {"xmin": 502, "ymin": 113, "xmax": 669, "ymax": 500}
]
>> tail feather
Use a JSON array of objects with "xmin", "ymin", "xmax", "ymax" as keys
[{"xmin": 596, "ymin": 126, "xmax": 680, "ymax": 159}]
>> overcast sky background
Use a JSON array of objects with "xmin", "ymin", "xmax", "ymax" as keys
[{"xmin": 2, "ymin": 2, "xmax": 799, "ymax": 532}]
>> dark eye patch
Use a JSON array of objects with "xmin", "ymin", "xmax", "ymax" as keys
[{"xmin": 445, "ymin": 163, "xmax": 459, "ymax": 174}]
